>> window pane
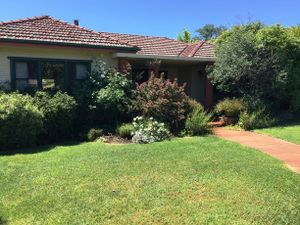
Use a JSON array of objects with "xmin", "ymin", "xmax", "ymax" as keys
[
  {"xmin": 76, "ymin": 64, "xmax": 87, "ymax": 79},
  {"xmin": 16, "ymin": 62, "xmax": 28, "ymax": 79},
  {"xmin": 41, "ymin": 63, "xmax": 64, "ymax": 90},
  {"xmin": 15, "ymin": 80, "xmax": 28, "ymax": 90},
  {"xmin": 15, "ymin": 61, "xmax": 38, "ymax": 90}
]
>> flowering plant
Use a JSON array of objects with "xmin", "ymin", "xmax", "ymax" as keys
[{"xmin": 132, "ymin": 116, "xmax": 170, "ymax": 144}]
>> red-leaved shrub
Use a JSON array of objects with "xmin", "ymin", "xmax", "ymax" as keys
[{"xmin": 133, "ymin": 75, "xmax": 189, "ymax": 133}]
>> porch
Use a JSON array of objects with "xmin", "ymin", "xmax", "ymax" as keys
[{"xmin": 117, "ymin": 54, "xmax": 214, "ymax": 108}]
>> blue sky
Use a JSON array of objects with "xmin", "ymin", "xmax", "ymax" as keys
[{"xmin": 0, "ymin": 0, "xmax": 299, "ymax": 38}]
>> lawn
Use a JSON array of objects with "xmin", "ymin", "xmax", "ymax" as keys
[
  {"xmin": 1, "ymin": 137, "xmax": 300, "ymax": 225},
  {"xmin": 255, "ymin": 120, "xmax": 300, "ymax": 145}
]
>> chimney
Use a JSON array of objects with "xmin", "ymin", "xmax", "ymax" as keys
[{"xmin": 74, "ymin": 19, "xmax": 79, "ymax": 26}]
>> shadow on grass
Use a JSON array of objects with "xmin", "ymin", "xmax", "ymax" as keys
[
  {"xmin": 0, "ymin": 141, "xmax": 83, "ymax": 156},
  {"xmin": 0, "ymin": 216, "xmax": 7, "ymax": 225}
]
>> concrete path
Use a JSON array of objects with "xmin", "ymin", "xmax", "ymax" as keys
[{"xmin": 214, "ymin": 127, "xmax": 300, "ymax": 173}]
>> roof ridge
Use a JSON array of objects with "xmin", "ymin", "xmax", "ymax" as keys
[
  {"xmin": 47, "ymin": 17, "xmax": 138, "ymax": 49},
  {"xmin": 0, "ymin": 15, "xmax": 50, "ymax": 26},
  {"xmin": 189, "ymin": 41, "xmax": 205, "ymax": 57},
  {"xmin": 101, "ymin": 31, "xmax": 180, "ymax": 42},
  {"xmin": 178, "ymin": 44, "xmax": 190, "ymax": 57}
]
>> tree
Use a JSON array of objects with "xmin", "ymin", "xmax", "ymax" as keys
[
  {"xmin": 177, "ymin": 29, "xmax": 192, "ymax": 43},
  {"xmin": 194, "ymin": 24, "xmax": 227, "ymax": 41},
  {"xmin": 209, "ymin": 25, "xmax": 287, "ymax": 110}
]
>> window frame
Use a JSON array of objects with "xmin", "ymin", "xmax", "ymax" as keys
[{"xmin": 9, "ymin": 57, "xmax": 91, "ymax": 91}]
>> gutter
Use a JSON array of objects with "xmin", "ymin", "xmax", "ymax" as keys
[
  {"xmin": 113, "ymin": 52, "xmax": 216, "ymax": 62},
  {"xmin": 0, "ymin": 38, "xmax": 140, "ymax": 52}
]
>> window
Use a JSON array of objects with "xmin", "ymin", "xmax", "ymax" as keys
[
  {"xmin": 10, "ymin": 58, "xmax": 91, "ymax": 91},
  {"xmin": 15, "ymin": 61, "xmax": 38, "ymax": 90},
  {"xmin": 76, "ymin": 64, "xmax": 88, "ymax": 80}
]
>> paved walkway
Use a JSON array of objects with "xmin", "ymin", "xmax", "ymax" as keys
[{"xmin": 213, "ymin": 127, "xmax": 300, "ymax": 173}]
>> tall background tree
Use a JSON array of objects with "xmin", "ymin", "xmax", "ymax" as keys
[
  {"xmin": 194, "ymin": 24, "xmax": 227, "ymax": 41},
  {"xmin": 177, "ymin": 29, "xmax": 192, "ymax": 43}
]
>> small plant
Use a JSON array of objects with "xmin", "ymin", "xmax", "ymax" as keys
[
  {"xmin": 132, "ymin": 117, "xmax": 171, "ymax": 144},
  {"xmin": 239, "ymin": 109, "xmax": 276, "ymax": 130},
  {"xmin": 87, "ymin": 128, "xmax": 104, "ymax": 142},
  {"xmin": 185, "ymin": 109, "xmax": 211, "ymax": 136},
  {"xmin": 215, "ymin": 98, "xmax": 245, "ymax": 117},
  {"xmin": 117, "ymin": 123, "xmax": 134, "ymax": 139}
]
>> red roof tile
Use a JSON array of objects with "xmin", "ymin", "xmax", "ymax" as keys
[
  {"xmin": 0, "ymin": 16, "xmax": 137, "ymax": 50},
  {"xmin": 101, "ymin": 32, "xmax": 215, "ymax": 59}
]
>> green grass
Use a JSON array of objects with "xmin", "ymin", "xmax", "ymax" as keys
[
  {"xmin": 1, "ymin": 137, "xmax": 300, "ymax": 224},
  {"xmin": 255, "ymin": 120, "xmax": 300, "ymax": 145}
]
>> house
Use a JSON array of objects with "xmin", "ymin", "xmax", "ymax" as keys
[{"xmin": 0, "ymin": 16, "xmax": 215, "ymax": 107}]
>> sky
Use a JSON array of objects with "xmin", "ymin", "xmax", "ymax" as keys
[{"xmin": 0, "ymin": 0, "xmax": 299, "ymax": 38}]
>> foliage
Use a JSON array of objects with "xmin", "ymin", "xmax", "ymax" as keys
[
  {"xmin": 133, "ymin": 75, "xmax": 189, "ymax": 133},
  {"xmin": 187, "ymin": 98, "xmax": 204, "ymax": 114},
  {"xmin": 74, "ymin": 60, "xmax": 134, "ymax": 128},
  {"xmin": 210, "ymin": 25, "xmax": 287, "ymax": 109},
  {"xmin": 33, "ymin": 91, "xmax": 77, "ymax": 143},
  {"xmin": 215, "ymin": 98, "xmax": 245, "ymax": 117},
  {"xmin": 87, "ymin": 128, "xmax": 104, "ymax": 142},
  {"xmin": 185, "ymin": 109, "xmax": 211, "ymax": 136},
  {"xmin": 212, "ymin": 23, "xmax": 300, "ymax": 112},
  {"xmin": 194, "ymin": 24, "xmax": 227, "ymax": 41},
  {"xmin": 177, "ymin": 28, "xmax": 192, "ymax": 43},
  {"xmin": 117, "ymin": 123, "xmax": 134, "ymax": 139},
  {"xmin": 132, "ymin": 116, "xmax": 170, "ymax": 144},
  {"xmin": 239, "ymin": 109, "xmax": 276, "ymax": 130},
  {"xmin": 0, "ymin": 93, "xmax": 43, "ymax": 149}
]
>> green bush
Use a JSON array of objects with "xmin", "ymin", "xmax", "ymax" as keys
[
  {"xmin": 87, "ymin": 128, "xmax": 104, "ymax": 142},
  {"xmin": 185, "ymin": 109, "xmax": 211, "ymax": 136},
  {"xmin": 117, "ymin": 123, "xmax": 134, "ymax": 139},
  {"xmin": 215, "ymin": 98, "xmax": 245, "ymax": 117},
  {"xmin": 290, "ymin": 90, "xmax": 300, "ymax": 113},
  {"xmin": 33, "ymin": 91, "xmax": 77, "ymax": 143},
  {"xmin": 74, "ymin": 60, "xmax": 134, "ymax": 129},
  {"xmin": 239, "ymin": 109, "xmax": 276, "ymax": 130},
  {"xmin": 0, "ymin": 93, "xmax": 43, "ymax": 149},
  {"xmin": 133, "ymin": 75, "xmax": 189, "ymax": 133},
  {"xmin": 187, "ymin": 98, "xmax": 204, "ymax": 114}
]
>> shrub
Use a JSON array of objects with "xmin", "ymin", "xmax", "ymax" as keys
[
  {"xmin": 132, "ymin": 116, "xmax": 170, "ymax": 144},
  {"xmin": 117, "ymin": 123, "xmax": 134, "ymax": 139},
  {"xmin": 215, "ymin": 98, "xmax": 245, "ymax": 117},
  {"xmin": 239, "ymin": 109, "xmax": 276, "ymax": 130},
  {"xmin": 290, "ymin": 90, "xmax": 300, "ymax": 113},
  {"xmin": 33, "ymin": 91, "xmax": 77, "ymax": 143},
  {"xmin": 185, "ymin": 109, "xmax": 211, "ymax": 136},
  {"xmin": 87, "ymin": 128, "xmax": 104, "ymax": 142},
  {"xmin": 133, "ymin": 75, "xmax": 189, "ymax": 133},
  {"xmin": 74, "ymin": 60, "xmax": 134, "ymax": 129},
  {"xmin": 187, "ymin": 98, "xmax": 204, "ymax": 114},
  {"xmin": 0, "ymin": 93, "xmax": 43, "ymax": 149}
]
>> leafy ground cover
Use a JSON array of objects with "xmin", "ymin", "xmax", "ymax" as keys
[{"xmin": 1, "ymin": 137, "xmax": 300, "ymax": 224}]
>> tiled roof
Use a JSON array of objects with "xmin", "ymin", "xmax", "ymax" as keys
[
  {"xmin": 0, "ymin": 16, "xmax": 215, "ymax": 58},
  {"xmin": 101, "ymin": 32, "xmax": 215, "ymax": 59},
  {"xmin": 0, "ymin": 16, "xmax": 137, "ymax": 50}
]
